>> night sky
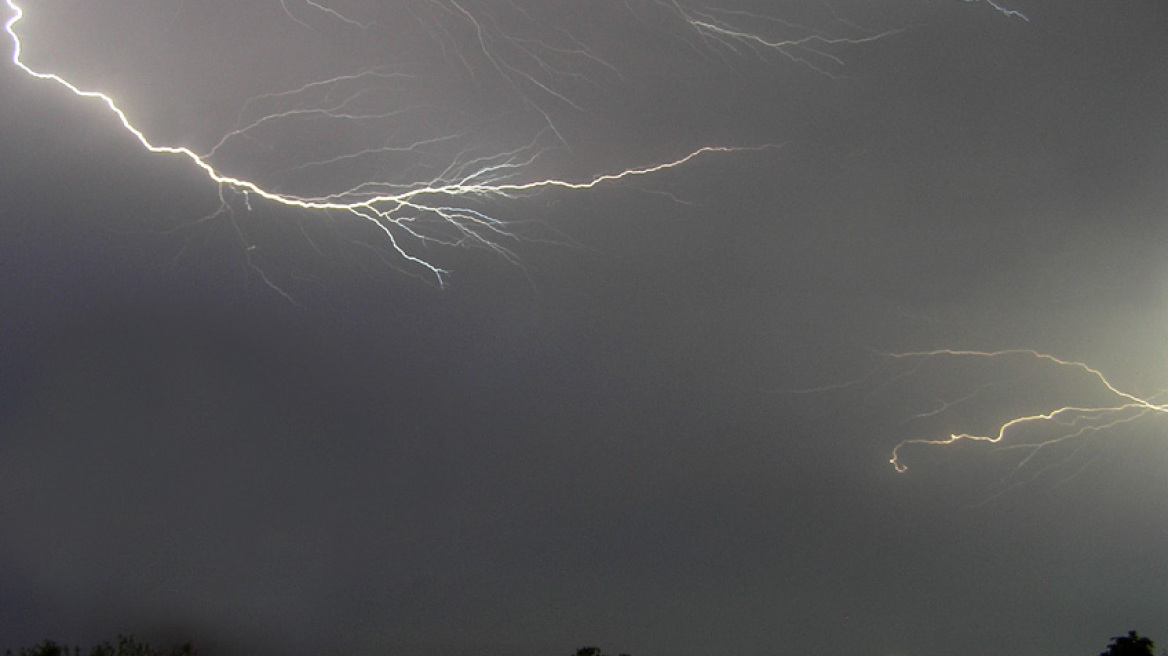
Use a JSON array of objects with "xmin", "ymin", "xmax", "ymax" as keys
[{"xmin": 2, "ymin": 1, "xmax": 1167, "ymax": 655}]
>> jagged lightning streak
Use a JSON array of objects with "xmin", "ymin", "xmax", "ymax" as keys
[{"xmin": 884, "ymin": 349, "xmax": 1167, "ymax": 475}]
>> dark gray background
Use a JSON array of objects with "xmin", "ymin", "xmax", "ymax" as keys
[{"xmin": 2, "ymin": 1, "xmax": 1166, "ymax": 655}]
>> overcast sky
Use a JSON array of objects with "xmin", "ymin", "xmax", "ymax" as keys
[{"xmin": 2, "ymin": 1, "xmax": 1167, "ymax": 655}]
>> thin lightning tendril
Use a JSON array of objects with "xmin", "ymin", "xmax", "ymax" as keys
[
  {"xmin": 662, "ymin": 4, "xmax": 904, "ymax": 76},
  {"xmin": 966, "ymin": 0, "xmax": 1029, "ymax": 22}
]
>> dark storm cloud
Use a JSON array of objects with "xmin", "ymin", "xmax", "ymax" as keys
[{"xmin": 2, "ymin": 1, "xmax": 1167, "ymax": 655}]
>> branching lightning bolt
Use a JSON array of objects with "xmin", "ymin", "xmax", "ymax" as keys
[
  {"xmin": 5, "ymin": 0, "xmax": 1027, "ymax": 289},
  {"xmin": 883, "ymin": 349, "xmax": 1166, "ymax": 474},
  {"xmin": 5, "ymin": 0, "xmax": 786, "ymax": 287}
]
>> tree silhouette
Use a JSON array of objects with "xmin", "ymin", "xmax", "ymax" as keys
[
  {"xmin": 574, "ymin": 648, "xmax": 630, "ymax": 656},
  {"xmin": 4, "ymin": 641, "xmax": 75, "ymax": 656},
  {"xmin": 1101, "ymin": 631, "xmax": 1155, "ymax": 656},
  {"xmin": 4, "ymin": 636, "xmax": 194, "ymax": 656}
]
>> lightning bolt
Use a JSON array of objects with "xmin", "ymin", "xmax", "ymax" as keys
[
  {"xmin": 882, "ymin": 349, "xmax": 1166, "ymax": 475},
  {"xmin": 5, "ymin": 0, "xmax": 782, "ymax": 287},
  {"xmin": 5, "ymin": 0, "xmax": 1026, "ymax": 289}
]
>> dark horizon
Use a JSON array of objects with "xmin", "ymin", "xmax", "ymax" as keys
[{"xmin": 2, "ymin": 1, "xmax": 1166, "ymax": 655}]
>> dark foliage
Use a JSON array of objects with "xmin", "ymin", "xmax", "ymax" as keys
[
  {"xmin": 1101, "ymin": 631, "xmax": 1155, "ymax": 656},
  {"xmin": 4, "ymin": 636, "xmax": 194, "ymax": 656},
  {"xmin": 574, "ymin": 648, "xmax": 630, "ymax": 656}
]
